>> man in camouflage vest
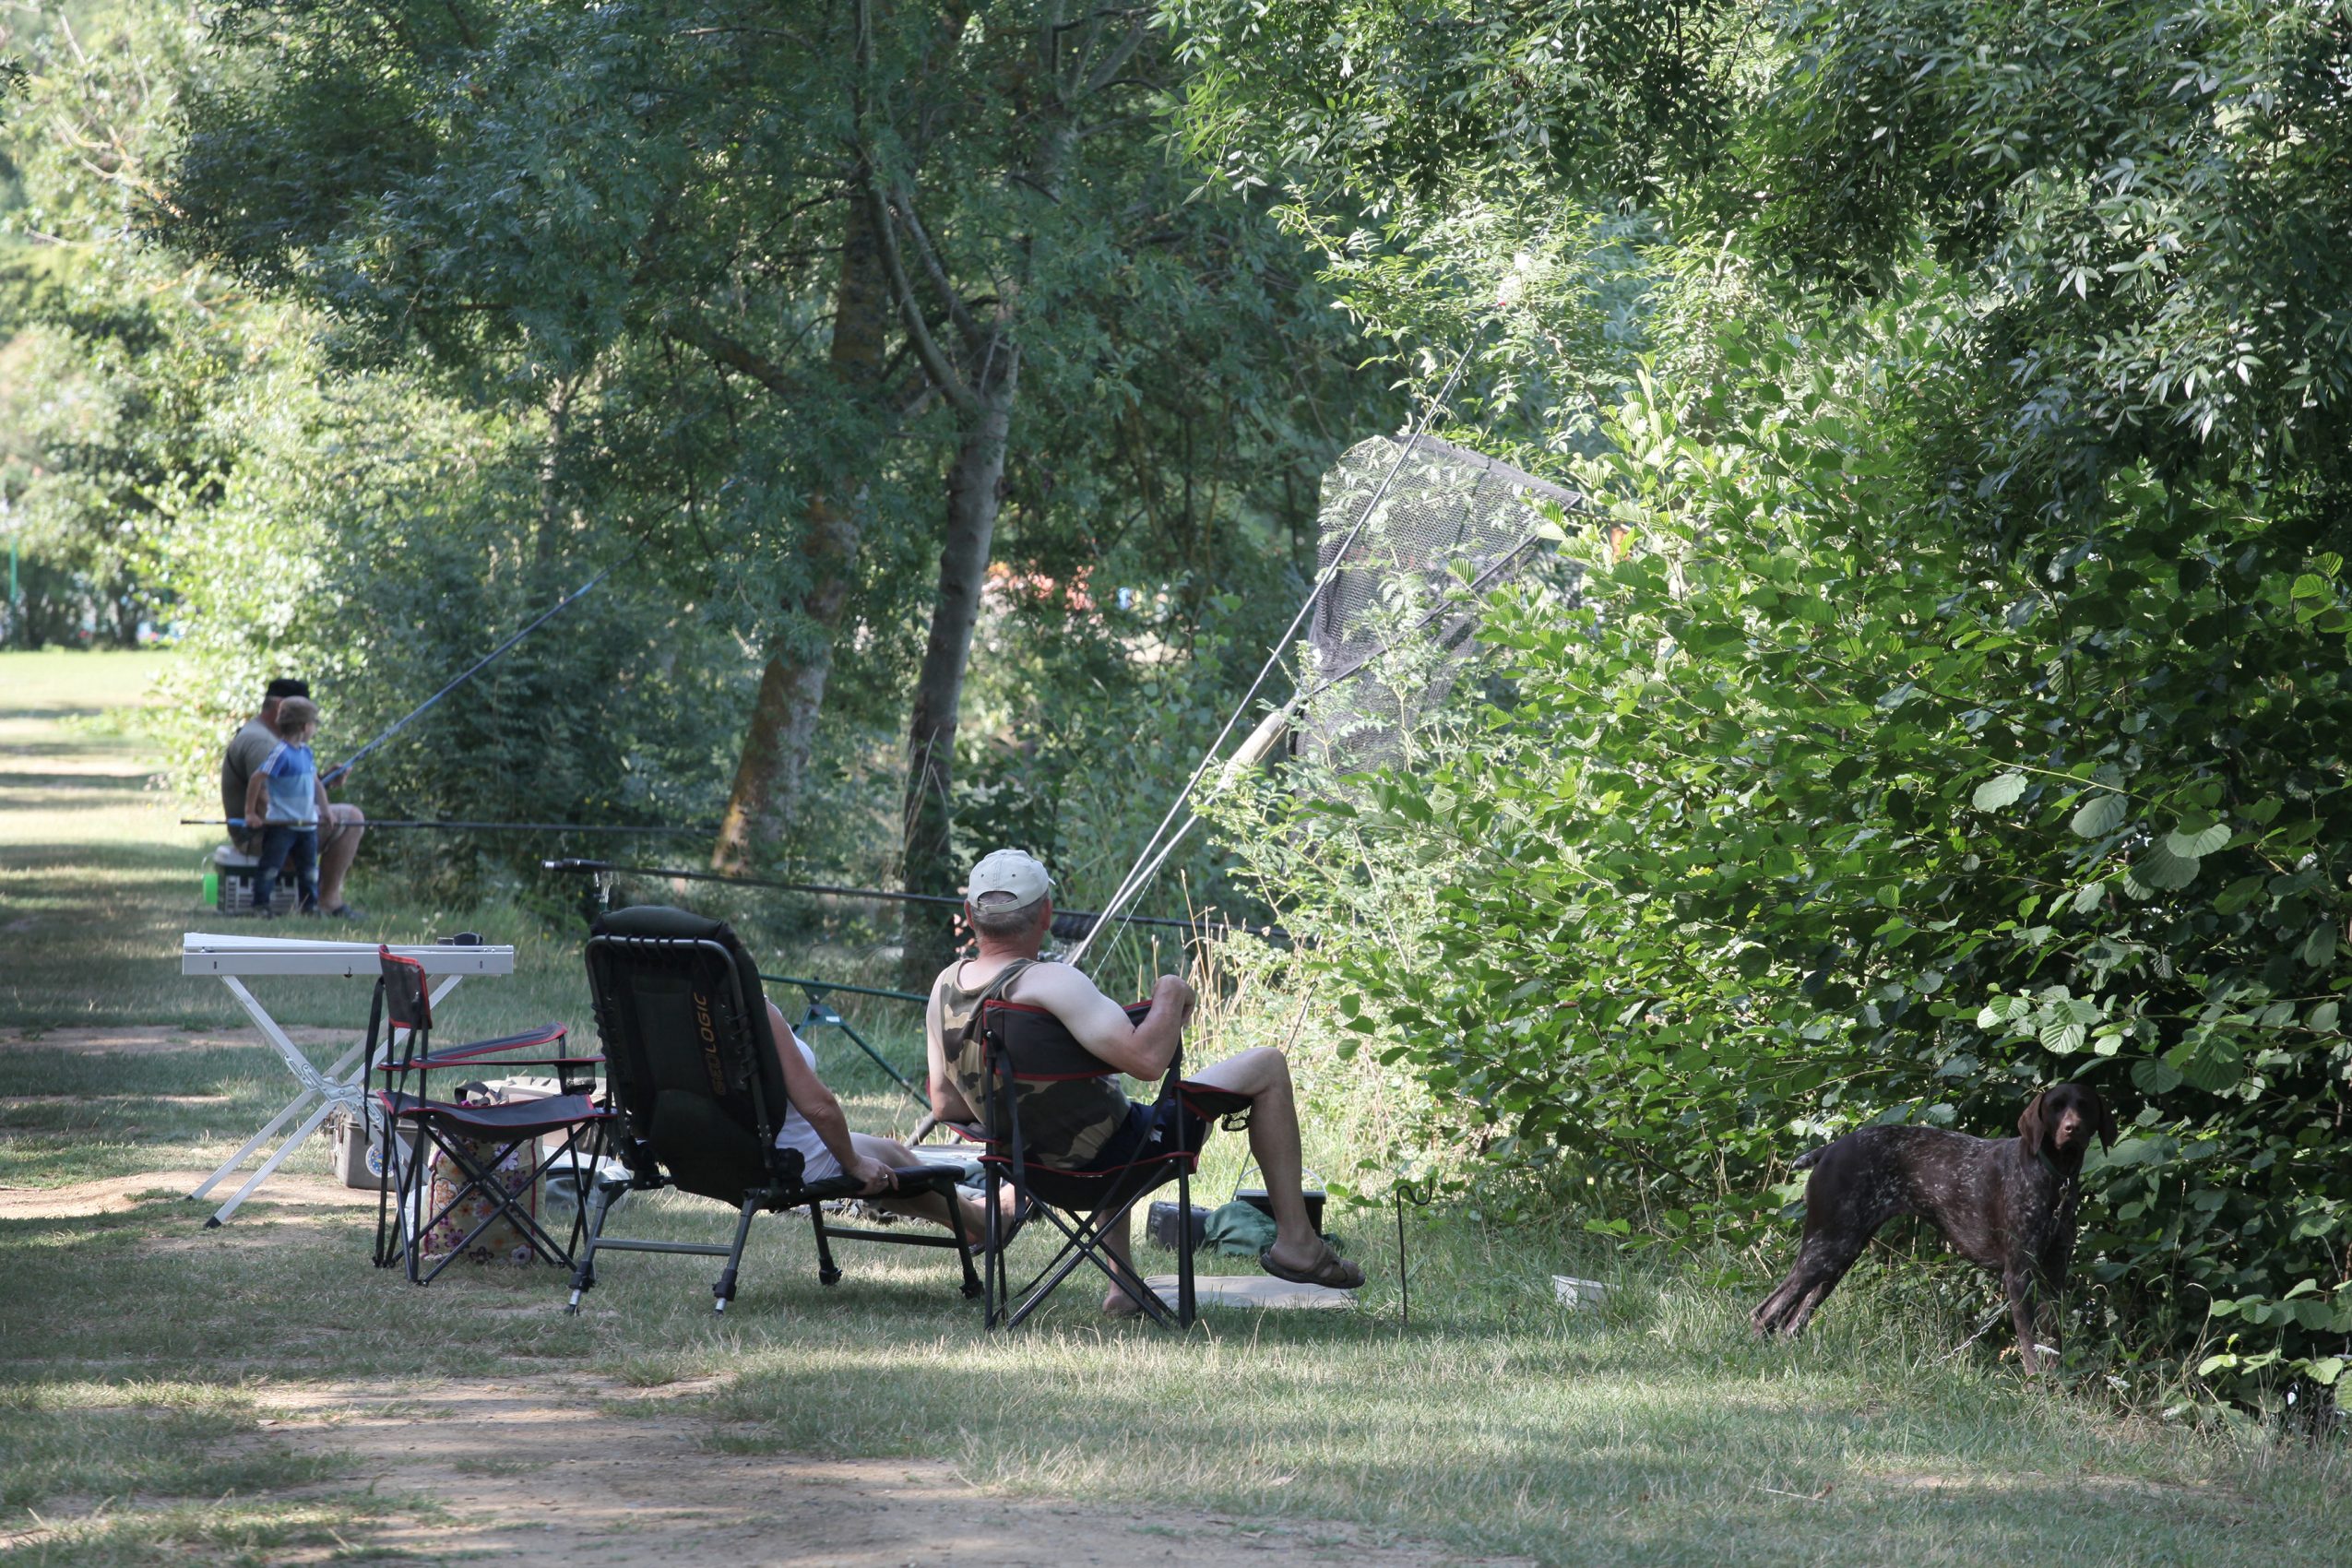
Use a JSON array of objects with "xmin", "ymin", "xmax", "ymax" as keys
[{"xmin": 924, "ymin": 849, "xmax": 1360, "ymax": 1314}]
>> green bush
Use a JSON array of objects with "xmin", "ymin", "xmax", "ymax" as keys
[{"xmin": 1233, "ymin": 325, "xmax": 2352, "ymax": 1403}]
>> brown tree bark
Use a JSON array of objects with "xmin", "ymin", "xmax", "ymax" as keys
[
  {"xmin": 880, "ymin": 9, "xmax": 1149, "ymax": 985},
  {"xmin": 896, "ymin": 346, "xmax": 1018, "ymax": 987},
  {"xmin": 711, "ymin": 195, "xmax": 891, "ymax": 873}
]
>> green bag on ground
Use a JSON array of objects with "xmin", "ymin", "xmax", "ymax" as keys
[{"xmin": 1202, "ymin": 1198, "xmax": 1277, "ymax": 1256}]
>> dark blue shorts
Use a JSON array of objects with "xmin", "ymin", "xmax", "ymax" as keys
[{"xmin": 1073, "ymin": 1095, "xmax": 1212, "ymax": 1174}]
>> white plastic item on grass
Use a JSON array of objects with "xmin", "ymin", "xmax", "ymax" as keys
[
  {"xmin": 541, "ymin": 1158, "xmax": 636, "ymax": 1224},
  {"xmin": 1553, "ymin": 1275, "xmax": 1610, "ymax": 1310},
  {"xmin": 1144, "ymin": 1275, "xmax": 1355, "ymax": 1311}
]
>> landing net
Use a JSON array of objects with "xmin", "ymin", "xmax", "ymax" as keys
[{"xmin": 1300, "ymin": 432, "xmax": 1580, "ymax": 764}]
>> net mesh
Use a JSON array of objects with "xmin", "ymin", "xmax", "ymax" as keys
[{"xmin": 1302, "ymin": 433, "xmax": 1580, "ymax": 762}]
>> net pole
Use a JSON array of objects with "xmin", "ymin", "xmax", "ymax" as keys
[{"xmin": 1065, "ymin": 339, "xmax": 1480, "ymax": 969}]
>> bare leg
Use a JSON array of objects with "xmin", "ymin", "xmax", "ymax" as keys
[
  {"xmin": 849, "ymin": 1133, "xmax": 1001, "ymax": 1233},
  {"xmin": 1185, "ymin": 1046, "xmax": 1324, "ymax": 1269},
  {"xmin": 1099, "ymin": 1207, "xmax": 1143, "ymax": 1316},
  {"xmin": 318, "ymin": 804, "xmax": 365, "ymax": 909}
]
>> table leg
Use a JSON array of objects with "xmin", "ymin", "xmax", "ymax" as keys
[
  {"xmin": 187, "ymin": 1039, "xmax": 370, "ymax": 1202},
  {"xmin": 188, "ymin": 1086, "xmax": 321, "ymax": 1201},
  {"xmin": 193, "ymin": 972, "xmax": 467, "ymax": 1222},
  {"xmin": 202, "ymin": 1097, "xmax": 341, "ymax": 1228}
]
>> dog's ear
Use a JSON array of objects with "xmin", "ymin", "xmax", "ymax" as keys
[
  {"xmin": 2092, "ymin": 1088, "xmax": 2117, "ymax": 1152},
  {"xmin": 2017, "ymin": 1090, "xmax": 2051, "ymax": 1158}
]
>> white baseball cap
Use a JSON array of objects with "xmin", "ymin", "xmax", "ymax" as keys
[{"xmin": 965, "ymin": 848, "xmax": 1051, "ymax": 910}]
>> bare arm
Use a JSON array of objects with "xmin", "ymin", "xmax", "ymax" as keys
[
  {"xmin": 766, "ymin": 1002, "xmax": 893, "ymax": 1194},
  {"xmin": 1018, "ymin": 964, "xmax": 1194, "ymax": 1080},
  {"xmin": 244, "ymin": 770, "xmax": 269, "ymax": 826}
]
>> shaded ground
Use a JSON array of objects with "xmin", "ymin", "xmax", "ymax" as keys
[
  {"xmin": 0, "ymin": 1025, "xmax": 350, "ymax": 1055},
  {"xmin": 250, "ymin": 1384, "xmax": 1515, "ymax": 1568},
  {"xmin": 7, "ymin": 1377, "xmax": 1521, "ymax": 1568}
]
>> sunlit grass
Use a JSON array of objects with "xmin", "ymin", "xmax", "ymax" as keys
[
  {"xmin": 0, "ymin": 1494, "xmax": 434, "ymax": 1566},
  {"xmin": 0, "ymin": 649, "xmax": 2345, "ymax": 1567}
]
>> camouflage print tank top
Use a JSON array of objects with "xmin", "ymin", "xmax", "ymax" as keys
[{"xmin": 937, "ymin": 957, "xmax": 1131, "ymax": 1169}]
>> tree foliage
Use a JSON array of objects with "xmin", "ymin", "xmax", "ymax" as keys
[
  {"xmin": 162, "ymin": 0, "xmax": 1386, "ymax": 920},
  {"xmin": 0, "ymin": 0, "xmax": 235, "ymax": 648}
]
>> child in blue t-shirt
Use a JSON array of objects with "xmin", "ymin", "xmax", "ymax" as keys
[{"xmin": 242, "ymin": 695, "xmax": 323, "ymax": 916}]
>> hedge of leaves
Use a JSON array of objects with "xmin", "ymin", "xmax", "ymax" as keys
[{"xmin": 1238, "ymin": 326, "xmax": 2351, "ymax": 1403}]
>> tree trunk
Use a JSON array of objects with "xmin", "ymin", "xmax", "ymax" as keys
[
  {"xmin": 535, "ymin": 376, "xmax": 574, "ymax": 569},
  {"xmin": 896, "ymin": 346, "xmax": 1019, "ymax": 989},
  {"xmin": 712, "ymin": 195, "xmax": 891, "ymax": 873}
]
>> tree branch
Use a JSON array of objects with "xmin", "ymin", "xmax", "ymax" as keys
[
  {"xmin": 1082, "ymin": 14, "xmax": 1154, "ymax": 96},
  {"xmin": 863, "ymin": 175, "xmax": 977, "ymax": 413},
  {"xmin": 886, "ymin": 184, "xmax": 983, "ymax": 349},
  {"xmin": 670, "ymin": 319, "xmax": 800, "ymax": 402}
]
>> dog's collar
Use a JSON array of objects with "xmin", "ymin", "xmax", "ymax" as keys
[{"xmin": 2037, "ymin": 1147, "xmax": 2077, "ymax": 1186}]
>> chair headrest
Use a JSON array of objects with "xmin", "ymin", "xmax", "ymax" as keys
[
  {"xmin": 593, "ymin": 904, "xmax": 733, "ymax": 944},
  {"xmin": 588, "ymin": 904, "xmax": 768, "ymax": 1044}
]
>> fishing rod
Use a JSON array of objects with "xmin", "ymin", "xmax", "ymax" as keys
[
  {"xmin": 189, "ymin": 818, "xmax": 712, "ymax": 836},
  {"xmin": 541, "ymin": 858, "xmax": 1289, "ymax": 944},
  {"xmin": 318, "ymin": 554, "xmax": 631, "ymax": 788}
]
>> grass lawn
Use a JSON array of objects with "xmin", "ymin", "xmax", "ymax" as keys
[{"xmin": 0, "ymin": 648, "xmax": 2345, "ymax": 1567}]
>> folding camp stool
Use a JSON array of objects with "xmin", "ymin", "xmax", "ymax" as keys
[
  {"xmin": 961, "ymin": 998, "xmax": 1251, "ymax": 1329},
  {"xmin": 370, "ymin": 946, "xmax": 612, "ymax": 1283}
]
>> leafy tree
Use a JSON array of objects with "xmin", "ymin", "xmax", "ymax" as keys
[
  {"xmin": 164, "ymin": 0, "xmax": 1383, "ymax": 956},
  {"xmin": 0, "ymin": 0, "xmax": 237, "ymax": 647}
]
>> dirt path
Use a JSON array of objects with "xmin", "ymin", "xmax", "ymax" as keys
[
  {"xmin": 0, "ymin": 1158, "xmax": 1517, "ymax": 1566},
  {"xmin": 226, "ymin": 1382, "xmax": 1521, "ymax": 1568},
  {"xmin": 0, "ymin": 1023, "xmax": 350, "ymax": 1055},
  {"xmin": 0, "ymin": 967, "xmax": 1511, "ymax": 1563},
  {"xmin": 0, "ymin": 1169, "xmax": 370, "ymax": 1220}
]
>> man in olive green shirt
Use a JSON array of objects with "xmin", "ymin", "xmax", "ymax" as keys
[
  {"xmin": 219, "ymin": 678, "xmax": 367, "ymax": 917},
  {"xmin": 925, "ymin": 849, "xmax": 1360, "ymax": 1314}
]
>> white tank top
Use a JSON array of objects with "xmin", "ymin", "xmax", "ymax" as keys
[{"xmin": 771, "ymin": 1032, "xmax": 842, "ymax": 1181}]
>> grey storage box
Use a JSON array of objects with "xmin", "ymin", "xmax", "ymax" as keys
[
  {"xmin": 210, "ymin": 843, "xmax": 299, "ymax": 917},
  {"xmin": 1146, "ymin": 1201, "xmax": 1212, "ymax": 1253}
]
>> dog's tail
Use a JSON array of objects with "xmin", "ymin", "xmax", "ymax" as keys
[{"xmin": 1788, "ymin": 1145, "xmax": 1828, "ymax": 1173}]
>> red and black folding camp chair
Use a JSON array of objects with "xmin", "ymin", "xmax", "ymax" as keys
[
  {"xmin": 369, "ymin": 945, "xmax": 612, "ymax": 1284},
  {"xmin": 962, "ymin": 998, "xmax": 1250, "ymax": 1329},
  {"xmin": 569, "ymin": 905, "xmax": 981, "ymax": 1314}
]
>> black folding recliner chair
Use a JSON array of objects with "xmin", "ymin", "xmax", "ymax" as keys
[
  {"xmin": 570, "ymin": 905, "xmax": 980, "ymax": 1314},
  {"xmin": 370, "ymin": 945, "xmax": 612, "ymax": 1283},
  {"xmin": 963, "ymin": 998, "xmax": 1250, "ymax": 1329}
]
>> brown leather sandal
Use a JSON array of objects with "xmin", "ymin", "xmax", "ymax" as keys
[{"xmin": 1258, "ymin": 1242, "xmax": 1364, "ymax": 1289}]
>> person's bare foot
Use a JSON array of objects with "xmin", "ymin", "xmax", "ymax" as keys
[
  {"xmin": 1101, "ymin": 1287, "xmax": 1146, "ymax": 1318},
  {"xmin": 958, "ymin": 1184, "xmax": 1025, "ymax": 1239}
]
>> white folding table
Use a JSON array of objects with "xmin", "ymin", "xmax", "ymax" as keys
[{"xmin": 180, "ymin": 932, "xmax": 516, "ymax": 1226}]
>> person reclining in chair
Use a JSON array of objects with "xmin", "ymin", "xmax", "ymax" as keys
[
  {"xmin": 924, "ymin": 848, "xmax": 1361, "ymax": 1313},
  {"xmin": 764, "ymin": 997, "xmax": 1011, "ymax": 1241}
]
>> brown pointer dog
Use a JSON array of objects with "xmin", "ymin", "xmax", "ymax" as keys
[{"xmin": 1752, "ymin": 1083, "xmax": 2115, "ymax": 1372}]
